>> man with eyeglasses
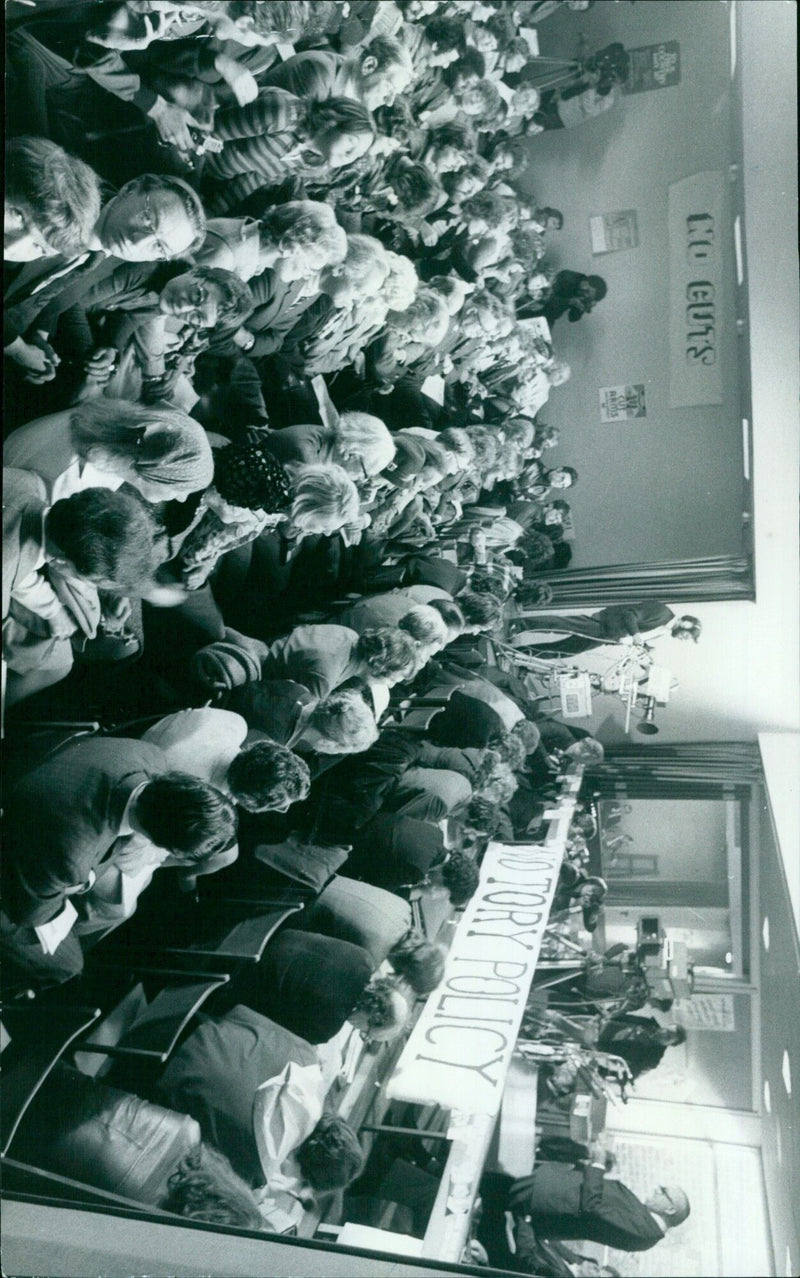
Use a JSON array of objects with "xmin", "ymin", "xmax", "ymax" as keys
[
  {"xmin": 478, "ymin": 1137, "xmax": 690, "ymax": 1261},
  {"xmin": 4, "ymin": 172, "xmax": 205, "ymax": 420}
]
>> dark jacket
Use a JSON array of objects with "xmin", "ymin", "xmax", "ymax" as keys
[
  {"xmin": 597, "ymin": 1014, "xmax": 667, "ymax": 1078},
  {"xmin": 2, "ymin": 737, "xmax": 166, "ymax": 927},
  {"xmin": 231, "ymin": 928, "xmax": 374, "ymax": 1045},
  {"xmin": 427, "ymin": 691, "xmax": 505, "ymax": 749},
  {"xmin": 344, "ymin": 813, "xmax": 446, "ymax": 889},
  {"xmin": 151, "ymin": 1004, "xmax": 318, "ymax": 1185},
  {"xmin": 305, "ymin": 875, "xmax": 411, "ymax": 968},
  {"xmin": 509, "ymin": 1162, "xmax": 665, "ymax": 1251}
]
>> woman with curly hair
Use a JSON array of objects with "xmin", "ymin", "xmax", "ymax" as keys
[{"xmin": 232, "ymin": 622, "xmax": 416, "ymax": 702}]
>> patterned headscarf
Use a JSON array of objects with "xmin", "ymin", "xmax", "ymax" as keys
[{"xmin": 137, "ymin": 421, "xmax": 214, "ymax": 492}]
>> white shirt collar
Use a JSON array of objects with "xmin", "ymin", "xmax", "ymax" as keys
[{"xmin": 118, "ymin": 780, "xmax": 148, "ymax": 837}]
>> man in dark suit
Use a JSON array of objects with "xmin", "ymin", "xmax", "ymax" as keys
[
  {"xmin": 481, "ymin": 1144, "xmax": 689, "ymax": 1255},
  {"xmin": 597, "ymin": 1015, "xmax": 686, "ymax": 1080},
  {"xmin": 137, "ymin": 1004, "xmax": 364, "ymax": 1193},
  {"xmin": 1, "ymin": 736, "xmax": 237, "ymax": 985},
  {"xmin": 511, "ymin": 602, "xmax": 701, "ymax": 656}
]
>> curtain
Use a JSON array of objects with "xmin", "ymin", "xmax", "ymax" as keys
[
  {"xmin": 524, "ymin": 555, "xmax": 754, "ymax": 606},
  {"xmin": 606, "ymin": 880, "xmax": 731, "ymax": 908},
  {"xmin": 585, "ymin": 741, "xmax": 762, "ymax": 797}
]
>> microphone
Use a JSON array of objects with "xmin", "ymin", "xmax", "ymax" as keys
[{"xmin": 636, "ymin": 696, "xmax": 659, "ymax": 734}]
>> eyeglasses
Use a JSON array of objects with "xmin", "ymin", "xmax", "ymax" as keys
[{"xmin": 140, "ymin": 192, "xmax": 172, "ymax": 261}]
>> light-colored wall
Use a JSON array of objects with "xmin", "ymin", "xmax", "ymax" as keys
[
  {"xmin": 518, "ymin": 1, "xmax": 744, "ymax": 568},
  {"xmin": 533, "ymin": 0, "xmax": 799, "ymax": 745},
  {"xmin": 604, "ymin": 798, "xmax": 728, "ymax": 879}
]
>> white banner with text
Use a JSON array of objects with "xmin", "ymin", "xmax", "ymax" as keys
[
  {"xmin": 386, "ymin": 841, "xmax": 563, "ymax": 1115},
  {"xmin": 668, "ymin": 170, "xmax": 725, "ymax": 407}
]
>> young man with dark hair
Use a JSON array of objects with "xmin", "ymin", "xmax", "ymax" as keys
[
  {"xmin": 1, "ymin": 737, "xmax": 237, "ymax": 987},
  {"xmin": 263, "ymin": 33, "xmax": 415, "ymax": 111},
  {"xmin": 4, "ymin": 135, "xmax": 102, "ymax": 261}
]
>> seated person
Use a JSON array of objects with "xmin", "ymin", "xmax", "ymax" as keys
[
  {"xmin": 226, "ymin": 928, "xmax": 409, "ymax": 1045},
  {"xmin": 306, "ymin": 876, "xmax": 445, "ymax": 995},
  {"xmin": 142, "ymin": 707, "xmax": 311, "ymax": 813},
  {"xmin": 596, "ymin": 1015, "xmax": 686, "ymax": 1080},
  {"xmin": 261, "ymin": 33, "xmax": 414, "ymax": 111},
  {"xmin": 5, "ymin": 173, "xmax": 206, "ymax": 392},
  {"xmin": 426, "ymin": 687, "xmax": 507, "ymax": 748},
  {"xmin": 13, "ymin": 1064, "xmax": 263, "ymax": 1229},
  {"xmin": 108, "ymin": 1, "xmax": 320, "ymax": 128},
  {"xmin": 480, "ymin": 1150, "xmax": 689, "ymax": 1253},
  {"xmin": 270, "ymin": 233, "xmax": 392, "ymax": 385},
  {"xmin": 339, "ymin": 812, "xmax": 447, "ymax": 889},
  {"xmin": 362, "ymin": 288, "xmax": 450, "ymax": 390},
  {"xmin": 259, "ymin": 623, "xmax": 416, "ymax": 701},
  {"xmin": 133, "ymin": 1002, "xmax": 365, "ymax": 1192},
  {"xmin": 136, "ymin": 706, "xmax": 312, "ymax": 891},
  {"xmin": 3, "ymin": 474, "xmax": 157, "ymax": 707},
  {"xmin": 227, "ymin": 680, "xmax": 378, "ymax": 757},
  {"xmin": 77, "ymin": 264, "xmax": 253, "ymax": 410},
  {"xmin": 1, "ymin": 737, "xmax": 237, "ymax": 985},
  {"xmin": 336, "ymin": 587, "xmax": 431, "ymax": 631},
  {"xmin": 4, "ymin": 399, "xmax": 213, "ymax": 505},
  {"xmin": 5, "ymin": 135, "xmax": 101, "ymax": 262},
  {"xmin": 197, "ymin": 201, "xmax": 347, "ymax": 358},
  {"xmin": 203, "ymin": 92, "xmax": 376, "ymax": 214},
  {"xmin": 196, "ymin": 200, "xmax": 347, "ymax": 284},
  {"xmin": 175, "ymin": 445, "xmax": 365, "ymax": 591},
  {"xmin": 262, "ymin": 409, "xmax": 396, "ymax": 481},
  {"xmin": 347, "ymin": 155, "xmax": 444, "ymax": 247},
  {"xmin": 523, "ymin": 720, "xmax": 605, "ymax": 792},
  {"xmin": 338, "ymin": 597, "xmax": 447, "ymax": 659},
  {"xmin": 315, "ymin": 726, "xmax": 478, "ymax": 830}
]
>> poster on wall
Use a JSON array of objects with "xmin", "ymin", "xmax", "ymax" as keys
[
  {"xmin": 590, "ymin": 210, "xmax": 639, "ymax": 255},
  {"xmin": 599, "ymin": 384, "xmax": 647, "ymax": 422},
  {"xmin": 674, "ymin": 993, "xmax": 736, "ymax": 1031},
  {"xmin": 668, "ymin": 170, "xmax": 725, "ymax": 407},
  {"xmin": 622, "ymin": 41, "xmax": 681, "ymax": 94}
]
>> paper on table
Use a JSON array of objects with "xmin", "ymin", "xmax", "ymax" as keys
[
  {"xmin": 35, "ymin": 899, "xmax": 78, "ymax": 955},
  {"xmin": 338, "ymin": 1224, "xmax": 423, "ymax": 1257}
]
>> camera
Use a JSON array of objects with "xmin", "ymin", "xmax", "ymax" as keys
[{"xmin": 635, "ymin": 917, "xmax": 694, "ymax": 999}]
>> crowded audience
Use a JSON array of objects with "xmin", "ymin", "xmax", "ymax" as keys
[{"xmin": 2, "ymin": 2, "xmax": 695, "ymax": 1271}]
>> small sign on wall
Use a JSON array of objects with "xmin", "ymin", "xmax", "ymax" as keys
[
  {"xmin": 599, "ymin": 383, "xmax": 647, "ymax": 422},
  {"xmin": 590, "ymin": 210, "xmax": 639, "ymax": 255},
  {"xmin": 622, "ymin": 41, "xmax": 681, "ymax": 94},
  {"xmin": 674, "ymin": 993, "xmax": 736, "ymax": 1031}
]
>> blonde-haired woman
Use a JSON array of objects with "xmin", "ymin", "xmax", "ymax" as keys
[{"xmin": 176, "ymin": 441, "xmax": 363, "ymax": 590}]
